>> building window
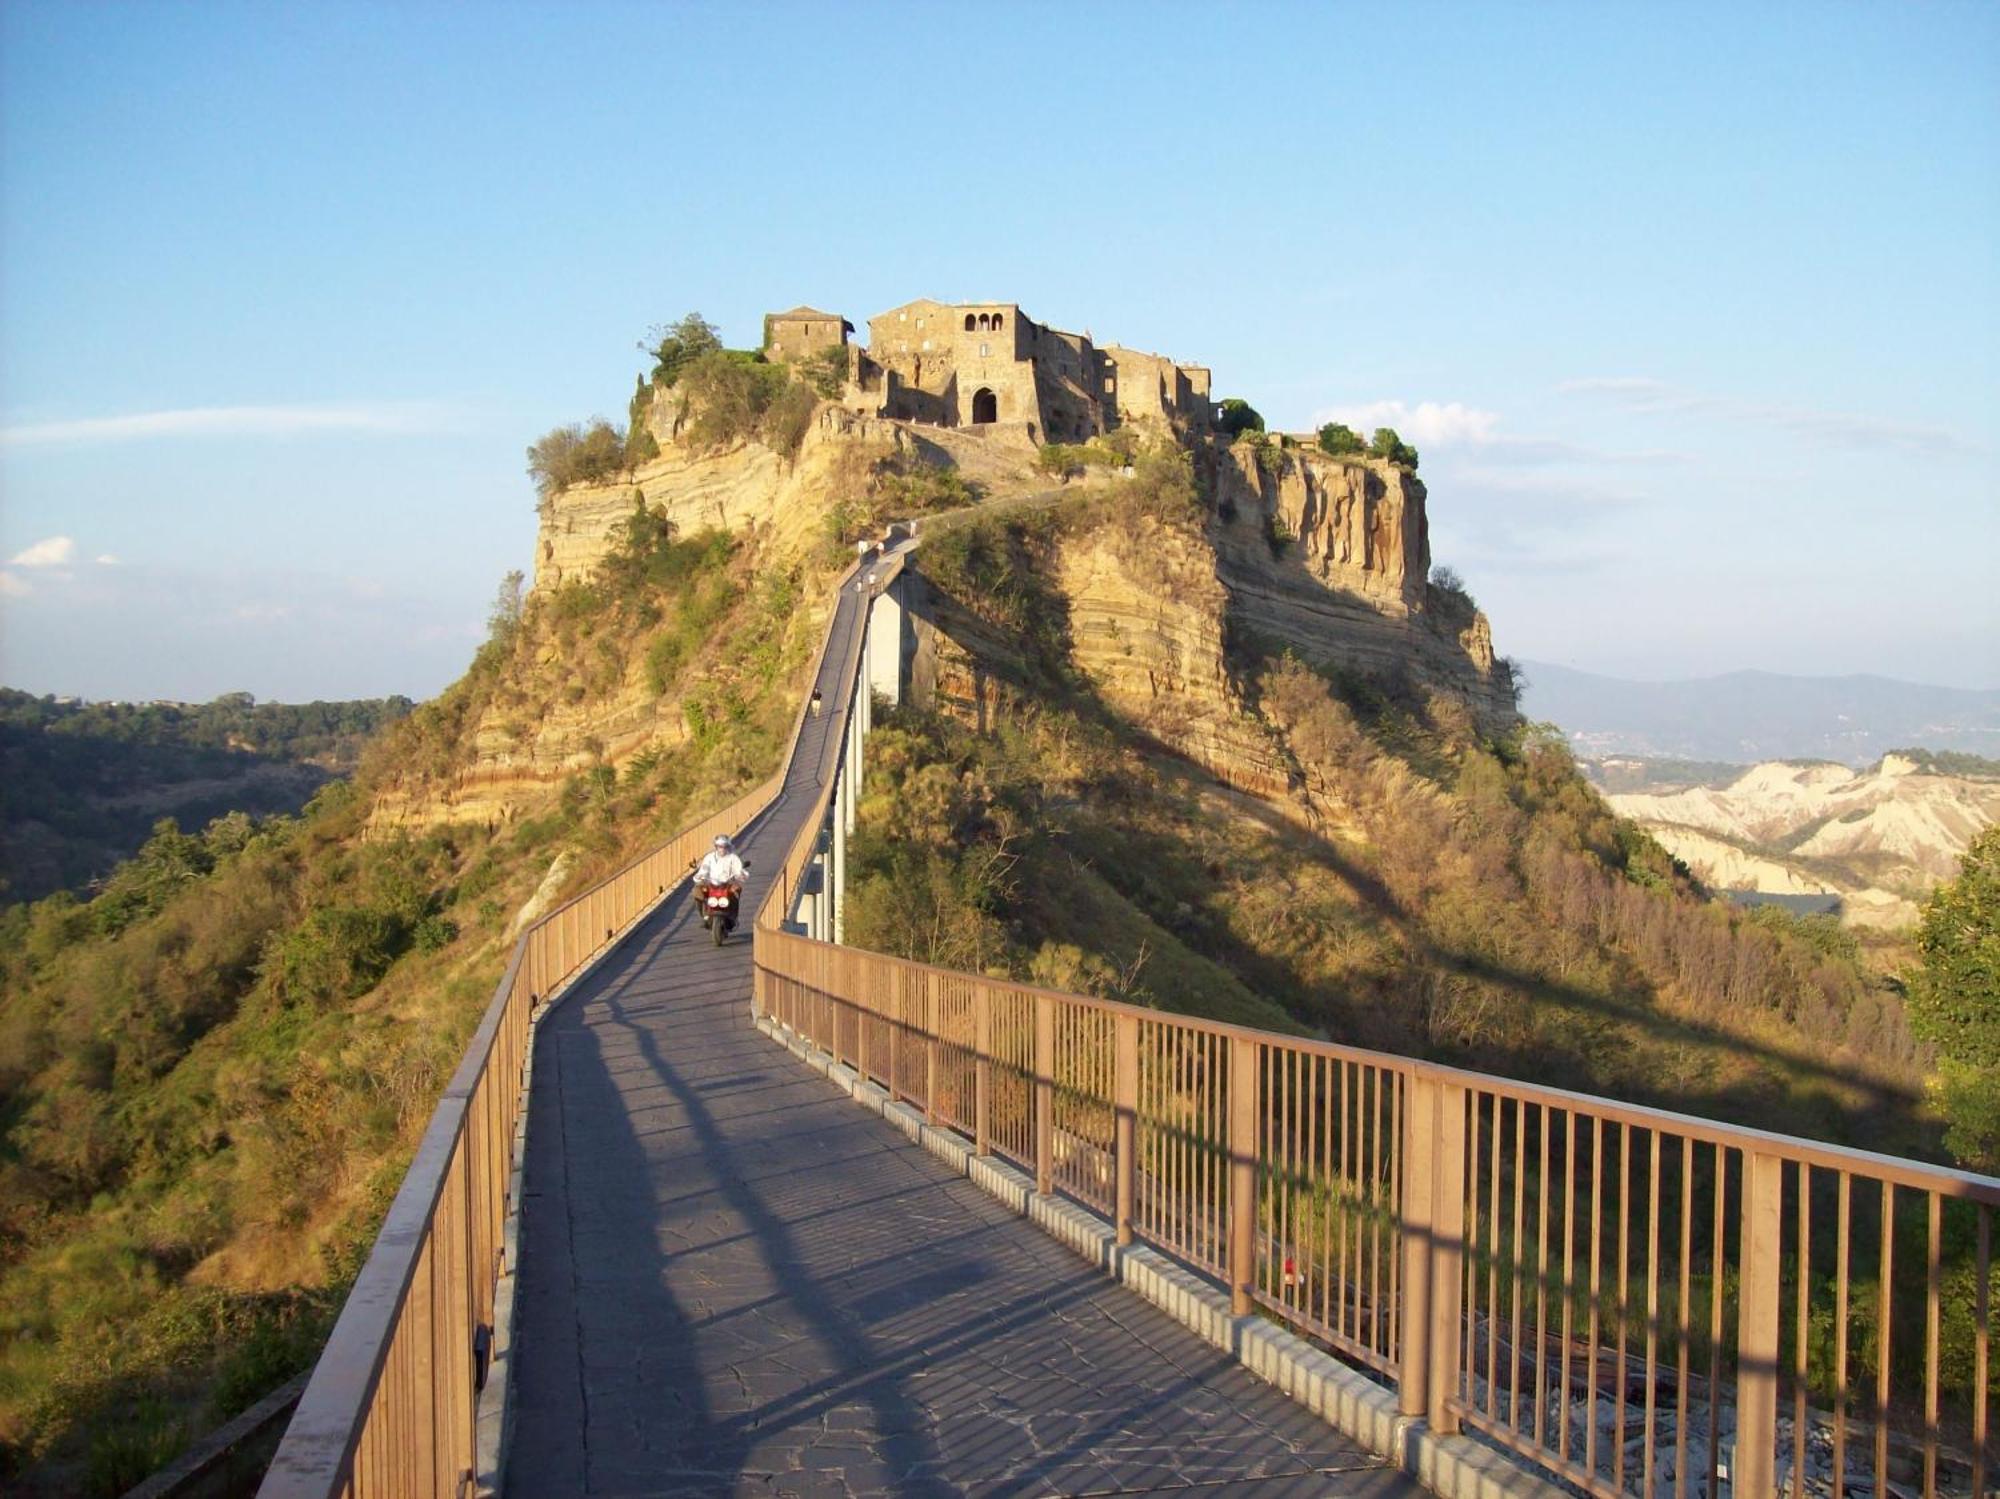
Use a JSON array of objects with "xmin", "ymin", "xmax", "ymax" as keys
[
  {"xmin": 1105, "ymin": 377, "xmax": 1116, "ymax": 393},
  {"xmin": 964, "ymin": 313, "xmax": 976, "ymax": 331},
  {"xmin": 992, "ymin": 313, "xmax": 1003, "ymax": 331},
  {"xmin": 979, "ymin": 342, "xmax": 989, "ymax": 357},
  {"xmin": 922, "ymin": 339, "xmax": 932, "ymax": 351}
]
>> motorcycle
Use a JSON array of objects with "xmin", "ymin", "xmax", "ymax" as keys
[{"xmin": 696, "ymin": 880, "xmax": 742, "ymax": 945}]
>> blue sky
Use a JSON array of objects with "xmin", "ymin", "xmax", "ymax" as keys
[{"xmin": 2, "ymin": 0, "xmax": 1994, "ymax": 701}]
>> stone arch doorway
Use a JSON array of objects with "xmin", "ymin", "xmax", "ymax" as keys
[{"xmin": 971, "ymin": 387, "xmax": 998, "ymax": 424}]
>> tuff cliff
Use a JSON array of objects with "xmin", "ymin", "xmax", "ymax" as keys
[
  {"xmin": 1207, "ymin": 444, "xmax": 1513, "ymax": 726},
  {"xmin": 908, "ymin": 440, "xmax": 1515, "ymax": 809},
  {"xmin": 377, "ymin": 357, "xmax": 1514, "ymax": 833}
]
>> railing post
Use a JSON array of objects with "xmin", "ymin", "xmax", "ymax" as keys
[
  {"xmin": 924, "ymin": 972, "xmax": 939, "ymax": 1126},
  {"xmin": 1737, "ymin": 1149, "xmax": 1784, "ymax": 1499},
  {"xmin": 1228, "ymin": 1034, "xmax": 1259, "ymax": 1317},
  {"xmin": 1396, "ymin": 1073, "xmax": 1468, "ymax": 1428},
  {"xmin": 1114, "ymin": 1013, "xmax": 1138, "ymax": 1247},
  {"xmin": 974, "ymin": 985, "xmax": 992, "ymax": 1157},
  {"xmin": 1400, "ymin": 1074, "xmax": 1438, "ymax": 1419},
  {"xmin": 888, "ymin": 967, "xmax": 902, "ymax": 1105},
  {"xmin": 1035, "ymin": 993, "xmax": 1055, "ymax": 1196},
  {"xmin": 1427, "ymin": 1081, "xmax": 1467, "ymax": 1433}
]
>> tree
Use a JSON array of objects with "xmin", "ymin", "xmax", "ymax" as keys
[
  {"xmin": 1368, "ymin": 426, "xmax": 1420, "ymax": 469},
  {"xmin": 641, "ymin": 313, "xmax": 723, "ymax": 387},
  {"xmin": 1216, "ymin": 398, "xmax": 1264, "ymax": 437},
  {"xmin": 1316, "ymin": 422, "xmax": 1365, "ymax": 457},
  {"xmin": 527, "ymin": 419, "xmax": 627, "ymax": 498},
  {"xmin": 1906, "ymin": 828, "xmax": 2000, "ymax": 1170}
]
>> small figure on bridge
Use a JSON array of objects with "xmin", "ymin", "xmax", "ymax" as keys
[
  {"xmin": 692, "ymin": 835, "xmax": 750, "ymax": 944},
  {"xmin": 810, "ymin": 687, "xmax": 823, "ymax": 718}
]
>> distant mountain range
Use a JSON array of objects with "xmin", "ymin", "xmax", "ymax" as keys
[{"xmin": 1517, "ymin": 663, "xmax": 2000, "ymax": 764}]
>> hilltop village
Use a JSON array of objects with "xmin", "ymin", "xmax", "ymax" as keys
[{"xmin": 766, "ymin": 299, "xmax": 1214, "ymax": 441}]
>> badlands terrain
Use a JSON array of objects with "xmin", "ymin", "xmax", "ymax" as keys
[{"xmin": 1602, "ymin": 753, "xmax": 1999, "ymax": 927}]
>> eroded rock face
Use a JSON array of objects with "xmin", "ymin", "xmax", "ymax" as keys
[
  {"xmin": 1208, "ymin": 444, "xmax": 1513, "ymax": 728},
  {"xmin": 535, "ymin": 405, "xmax": 916, "ymax": 594}
]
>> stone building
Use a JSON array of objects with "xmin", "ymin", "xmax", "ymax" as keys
[
  {"xmin": 764, "ymin": 306, "xmax": 853, "ymax": 364},
  {"xmin": 766, "ymin": 297, "xmax": 1211, "ymax": 440}
]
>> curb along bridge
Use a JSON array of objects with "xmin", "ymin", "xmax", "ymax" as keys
[{"xmin": 261, "ymin": 542, "xmax": 1996, "ymax": 1499}]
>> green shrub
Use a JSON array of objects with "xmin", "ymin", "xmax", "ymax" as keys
[
  {"xmin": 1240, "ymin": 428, "xmax": 1280, "ymax": 477},
  {"xmin": 1906, "ymin": 829, "xmax": 2000, "ymax": 1170},
  {"xmin": 625, "ymin": 376, "xmax": 660, "ymax": 466},
  {"xmin": 1266, "ymin": 512, "xmax": 1296, "ymax": 557},
  {"xmin": 1368, "ymin": 426, "xmax": 1420, "ymax": 469},
  {"xmin": 1216, "ymin": 398, "xmax": 1264, "ymax": 436},
  {"xmin": 527, "ymin": 420, "xmax": 627, "ymax": 498},
  {"xmin": 1036, "ymin": 443, "xmax": 1085, "ymax": 480},
  {"xmin": 799, "ymin": 344, "xmax": 849, "ymax": 400},
  {"xmin": 762, "ymin": 379, "xmax": 818, "ymax": 462},
  {"xmin": 640, "ymin": 312, "xmax": 722, "ymax": 387},
  {"xmin": 681, "ymin": 350, "xmax": 788, "ymax": 452},
  {"xmin": 1316, "ymin": 422, "xmax": 1365, "ymax": 456}
]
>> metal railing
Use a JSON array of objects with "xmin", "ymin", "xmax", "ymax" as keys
[
  {"xmin": 259, "ymin": 560, "xmax": 861, "ymax": 1499},
  {"xmin": 752, "ymin": 590, "xmax": 1999, "ymax": 1499}
]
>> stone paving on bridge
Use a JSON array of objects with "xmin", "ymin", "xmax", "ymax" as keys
[{"xmin": 506, "ymin": 582, "xmax": 1417, "ymax": 1498}]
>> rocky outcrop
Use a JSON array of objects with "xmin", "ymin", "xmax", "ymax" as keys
[
  {"xmin": 535, "ymin": 405, "xmax": 916, "ymax": 594},
  {"xmin": 1208, "ymin": 444, "xmax": 1515, "ymax": 728},
  {"xmin": 1053, "ymin": 516, "xmax": 1292, "ymax": 796}
]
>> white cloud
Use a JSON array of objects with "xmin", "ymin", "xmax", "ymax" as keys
[
  {"xmin": 9, "ymin": 535, "xmax": 76, "ymax": 567},
  {"xmin": 95, "ymin": 554, "xmax": 121, "ymax": 566},
  {"xmin": 1311, "ymin": 399, "xmax": 1501, "ymax": 448},
  {"xmin": 0, "ymin": 401, "xmax": 459, "ymax": 448},
  {"xmin": 1558, "ymin": 376, "xmax": 1974, "ymax": 455},
  {"xmin": 0, "ymin": 570, "xmax": 30, "ymax": 598}
]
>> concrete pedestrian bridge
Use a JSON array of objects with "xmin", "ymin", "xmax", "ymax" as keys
[{"xmin": 260, "ymin": 548, "xmax": 1997, "ymax": 1499}]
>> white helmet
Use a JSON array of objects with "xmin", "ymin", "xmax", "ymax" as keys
[{"xmin": 714, "ymin": 835, "xmax": 732, "ymax": 850}]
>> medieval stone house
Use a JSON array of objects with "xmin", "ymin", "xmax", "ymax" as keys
[{"xmin": 767, "ymin": 297, "xmax": 1211, "ymax": 441}]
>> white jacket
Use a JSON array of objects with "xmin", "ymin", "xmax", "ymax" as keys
[{"xmin": 695, "ymin": 850, "xmax": 747, "ymax": 887}]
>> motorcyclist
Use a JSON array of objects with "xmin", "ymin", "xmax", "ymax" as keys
[
  {"xmin": 693, "ymin": 834, "xmax": 747, "ymax": 892},
  {"xmin": 691, "ymin": 834, "xmax": 749, "ymax": 937}
]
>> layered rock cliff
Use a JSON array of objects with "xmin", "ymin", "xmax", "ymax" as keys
[{"xmin": 1207, "ymin": 445, "xmax": 1514, "ymax": 728}]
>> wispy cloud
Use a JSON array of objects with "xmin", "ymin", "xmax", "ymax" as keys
[
  {"xmin": 9, "ymin": 535, "xmax": 76, "ymax": 567},
  {"xmin": 0, "ymin": 401, "xmax": 459, "ymax": 448},
  {"xmin": 1558, "ymin": 377, "xmax": 1975, "ymax": 455},
  {"xmin": 0, "ymin": 571, "xmax": 31, "ymax": 598}
]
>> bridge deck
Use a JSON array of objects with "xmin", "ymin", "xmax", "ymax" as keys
[{"xmin": 507, "ymin": 584, "xmax": 1416, "ymax": 1497}]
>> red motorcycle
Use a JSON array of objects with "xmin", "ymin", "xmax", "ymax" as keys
[{"xmin": 697, "ymin": 881, "xmax": 742, "ymax": 945}]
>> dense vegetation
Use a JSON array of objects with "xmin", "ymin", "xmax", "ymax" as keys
[
  {"xmin": 0, "ymin": 690, "xmax": 412, "ymax": 906},
  {"xmin": 1905, "ymin": 827, "xmax": 1999, "ymax": 1170},
  {"xmin": 0, "ymin": 499, "xmax": 827, "ymax": 1492},
  {"xmin": 1888, "ymin": 747, "xmax": 2000, "ymax": 779}
]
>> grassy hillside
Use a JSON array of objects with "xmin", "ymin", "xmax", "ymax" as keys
[
  {"xmin": 0, "ymin": 690, "xmax": 414, "ymax": 906},
  {"xmin": 0, "ymin": 514, "xmax": 831, "ymax": 1494}
]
